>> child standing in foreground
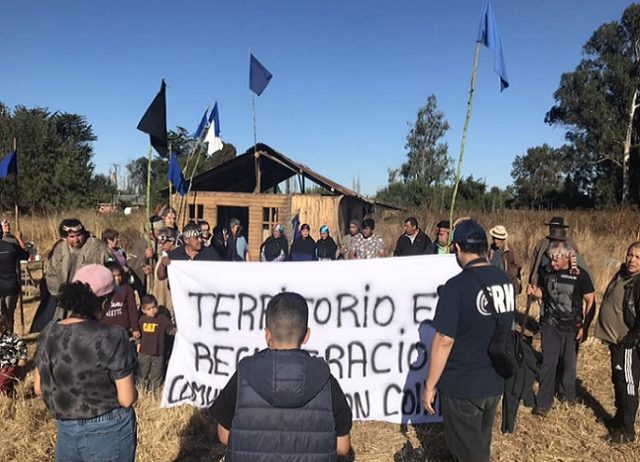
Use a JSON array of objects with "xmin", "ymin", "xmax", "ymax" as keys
[
  {"xmin": 137, "ymin": 294, "xmax": 176, "ymax": 390},
  {"xmin": 102, "ymin": 262, "xmax": 140, "ymax": 340},
  {"xmin": 0, "ymin": 318, "xmax": 28, "ymax": 394}
]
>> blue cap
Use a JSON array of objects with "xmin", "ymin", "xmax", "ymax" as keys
[{"xmin": 452, "ymin": 220, "xmax": 487, "ymax": 246}]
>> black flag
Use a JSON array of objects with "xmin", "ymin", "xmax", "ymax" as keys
[{"xmin": 137, "ymin": 80, "xmax": 168, "ymax": 158}]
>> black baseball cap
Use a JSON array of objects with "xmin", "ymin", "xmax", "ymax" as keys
[{"xmin": 451, "ymin": 220, "xmax": 487, "ymax": 245}]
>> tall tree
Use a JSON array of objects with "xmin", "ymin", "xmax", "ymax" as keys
[
  {"xmin": 546, "ymin": 4, "xmax": 640, "ymax": 204},
  {"xmin": 510, "ymin": 144, "xmax": 569, "ymax": 209},
  {"xmin": 390, "ymin": 95, "xmax": 452, "ymax": 186},
  {"xmin": 0, "ymin": 104, "xmax": 114, "ymax": 211}
]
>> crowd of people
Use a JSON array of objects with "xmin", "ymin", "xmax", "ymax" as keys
[{"xmin": 0, "ymin": 209, "xmax": 638, "ymax": 461}]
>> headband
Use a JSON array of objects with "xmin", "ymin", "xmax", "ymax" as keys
[
  {"xmin": 62, "ymin": 224, "xmax": 84, "ymax": 233},
  {"xmin": 182, "ymin": 229, "xmax": 202, "ymax": 239}
]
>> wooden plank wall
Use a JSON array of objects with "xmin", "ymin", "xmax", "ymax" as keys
[
  {"xmin": 175, "ymin": 191, "xmax": 291, "ymax": 261},
  {"xmin": 290, "ymin": 194, "xmax": 342, "ymax": 241}
]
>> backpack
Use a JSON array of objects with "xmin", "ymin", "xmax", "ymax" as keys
[{"xmin": 468, "ymin": 267, "xmax": 521, "ymax": 379}]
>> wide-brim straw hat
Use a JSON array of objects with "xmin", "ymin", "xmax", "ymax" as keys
[{"xmin": 489, "ymin": 225, "xmax": 508, "ymax": 240}]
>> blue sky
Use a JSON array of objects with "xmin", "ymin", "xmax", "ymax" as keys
[{"xmin": 0, "ymin": 0, "xmax": 633, "ymax": 195}]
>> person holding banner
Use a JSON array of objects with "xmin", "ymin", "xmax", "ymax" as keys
[
  {"xmin": 260, "ymin": 223, "xmax": 289, "ymax": 262},
  {"xmin": 351, "ymin": 218, "xmax": 384, "ymax": 259},
  {"xmin": 212, "ymin": 292, "xmax": 352, "ymax": 460},
  {"xmin": 423, "ymin": 220, "xmax": 515, "ymax": 462},
  {"xmin": 157, "ymin": 223, "xmax": 221, "ymax": 281}
]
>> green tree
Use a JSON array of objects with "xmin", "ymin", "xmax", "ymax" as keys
[
  {"xmin": 390, "ymin": 95, "xmax": 451, "ymax": 186},
  {"xmin": 126, "ymin": 134, "xmax": 236, "ymax": 205},
  {"xmin": 510, "ymin": 144, "xmax": 568, "ymax": 208},
  {"xmin": 546, "ymin": 4, "xmax": 640, "ymax": 205},
  {"xmin": 0, "ymin": 104, "xmax": 115, "ymax": 212}
]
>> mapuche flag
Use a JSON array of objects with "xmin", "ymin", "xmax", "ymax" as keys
[
  {"xmin": 193, "ymin": 108, "xmax": 209, "ymax": 140},
  {"xmin": 137, "ymin": 80, "xmax": 168, "ymax": 157},
  {"xmin": 204, "ymin": 102, "xmax": 223, "ymax": 155}
]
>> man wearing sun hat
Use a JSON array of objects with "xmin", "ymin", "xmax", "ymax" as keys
[{"xmin": 488, "ymin": 225, "xmax": 522, "ymax": 295}]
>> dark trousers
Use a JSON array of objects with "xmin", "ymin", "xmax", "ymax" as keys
[
  {"xmin": 609, "ymin": 344, "xmax": 640, "ymax": 436},
  {"xmin": 0, "ymin": 295, "xmax": 18, "ymax": 333},
  {"xmin": 538, "ymin": 322, "xmax": 577, "ymax": 410},
  {"xmin": 440, "ymin": 395, "xmax": 500, "ymax": 462},
  {"xmin": 138, "ymin": 354, "xmax": 164, "ymax": 390}
]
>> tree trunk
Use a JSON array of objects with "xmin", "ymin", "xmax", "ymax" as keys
[{"xmin": 622, "ymin": 89, "xmax": 638, "ymax": 203}]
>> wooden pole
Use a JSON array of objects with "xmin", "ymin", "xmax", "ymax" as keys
[
  {"xmin": 12, "ymin": 138, "xmax": 24, "ymax": 334},
  {"xmin": 168, "ymin": 143, "xmax": 173, "ymax": 210},
  {"xmin": 181, "ymin": 142, "xmax": 205, "ymax": 228},
  {"xmin": 448, "ymin": 42, "xmax": 481, "ymax": 248},
  {"xmin": 146, "ymin": 145, "xmax": 153, "ymax": 223},
  {"xmin": 252, "ymin": 93, "xmax": 261, "ymax": 193},
  {"xmin": 144, "ymin": 145, "xmax": 155, "ymax": 294},
  {"xmin": 12, "ymin": 138, "xmax": 18, "ymax": 229}
]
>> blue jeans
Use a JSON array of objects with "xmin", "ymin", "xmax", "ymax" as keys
[{"xmin": 56, "ymin": 407, "xmax": 137, "ymax": 462}]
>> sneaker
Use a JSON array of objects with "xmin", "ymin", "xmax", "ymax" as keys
[
  {"xmin": 607, "ymin": 431, "xmax": 636, "ymax": 444},
  {"xmin": 532, "ymin": 407, "xmax": 549, "ymax": 417}
]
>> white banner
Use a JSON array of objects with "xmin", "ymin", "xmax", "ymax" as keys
[{"xmin": 161, "ymin": 254, "xmax": 460, "ymax": 424}]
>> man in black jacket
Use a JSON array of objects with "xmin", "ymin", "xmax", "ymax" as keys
[
  {"xmin": 0, "ymin": 228, "xmax": 29, "ymax": 332},
  {"xmin": 394, "ymin": 217, "xmax": 432, "ymax": 256}
]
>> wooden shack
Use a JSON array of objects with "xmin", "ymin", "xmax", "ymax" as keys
[{"xmin": 175, "ymin": 143, "xmax": 396, "ymax": 261}]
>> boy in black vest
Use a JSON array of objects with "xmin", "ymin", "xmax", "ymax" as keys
[{"xmin": 212, "ymin": 292, "xmax": 352, "ymax": 461}]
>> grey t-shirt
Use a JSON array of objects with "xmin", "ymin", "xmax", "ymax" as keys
[{"xmin": 35, "ymin": 320, "xmax": 137, "ymax": 420}]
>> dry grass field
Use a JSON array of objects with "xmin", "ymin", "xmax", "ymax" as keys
[{"xmin": 1, "ymin": 207, "xmax": 639, "ymax": 461}]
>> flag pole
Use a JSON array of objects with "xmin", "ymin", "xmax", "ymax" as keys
[
  {"xmin": 12, "ymin": 138, "xmax": 18, "ymax": 229},
  {"xmin": 250, "ymin": 48, "xmax": 261, "ymax": 193},
  {"xmin": 448, "ymin": 42, "xmax": 481, "ymax": 248},
  {"xmin": 167, "ymin": 143, "xmax": 173, "ymax": 211},
  {"xmin": 180, "ymin": 141, "xmax": 205, "ymax": 228},
  {"xmin": 146, "ymin": 145, "xmax": 153, "ymax": 223},
  {"xmin": 12, "ymin": 137, "xmax": 24, "ymax": 335},
  {"xmin": 252, "ymin": 93, "xmax": 261, "ymax": 193}
]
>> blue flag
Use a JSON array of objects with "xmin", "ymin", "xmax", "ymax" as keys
[
  {"xmin": 250, "ymin": 54, "xmax": 273, "ymax": 96},
  {"xmin": 291, "ymin": 213, "xmax": 300, "ymax": 240},
  {"xmin": 477, "ymin": 0, "xmax": 509, "ymax": 91},
  {"xmin": 193, "ymin": 109, "xmax": 208, "ymax": 139},
  {"xmin": 168, "ymin": 153, "xmax": 187, "ymax": 196},
  {"xmin": 211, "ymin": 102, "xmax": 221, "ymax": 137},
  {"xmin": 0, "ymin": 151, "xmax": 17, "ymax": 178}
]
